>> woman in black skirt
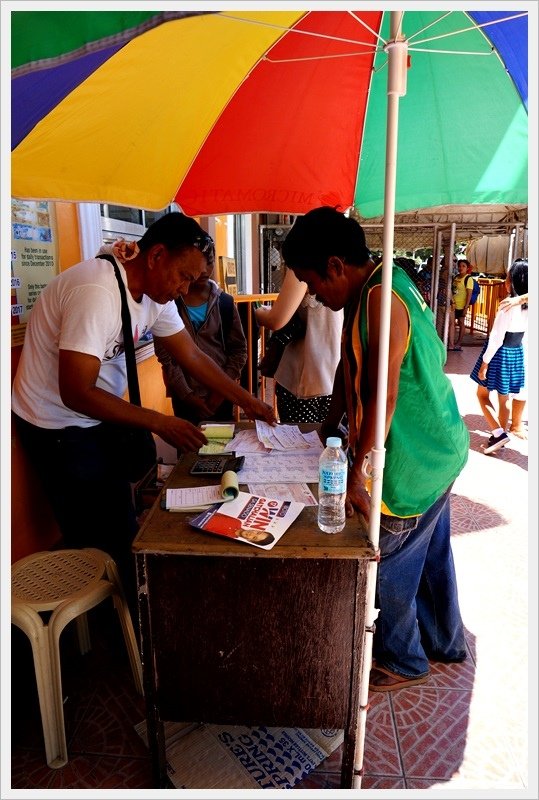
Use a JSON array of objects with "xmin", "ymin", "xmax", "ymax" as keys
[{"xmin": 470, "ymin": 259, "xmax": 528, "ymax": 454}]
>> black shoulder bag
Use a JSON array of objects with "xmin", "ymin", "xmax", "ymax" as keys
[{"xmin": 97, "ymin": 254, "xmax": 157, "ymax": 483}]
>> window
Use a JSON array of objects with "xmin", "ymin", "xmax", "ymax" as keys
[{"xmin": 100, "ymin": 204, "xmax": 178, "ymax": 243}]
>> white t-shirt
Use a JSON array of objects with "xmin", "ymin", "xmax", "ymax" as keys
[
  {"xmin": 483, "ymin": 304, "xmax": 528, "ymax": 364},
  {"xmin": 12, "ymin": 254, "xmax": 183, "ymax": 428}
]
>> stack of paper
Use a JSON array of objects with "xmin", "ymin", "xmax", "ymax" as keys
[
  {"xmin": 255, "ymin": 420, "xmax": 311, "ymax": 451},
  {"xmin": 165, "ymin": 471, "xmax": 239, "ymax": 512},
  {"xmin": 198, "ymin": 423, "xmax": 235, "ymax": 455}
]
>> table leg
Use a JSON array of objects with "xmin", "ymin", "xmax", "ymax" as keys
[{"xmin": 340, "ymin": 726, "xmax": 358, "ymax": 788}]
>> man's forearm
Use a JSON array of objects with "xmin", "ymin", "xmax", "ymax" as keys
[{"xmin": 62, "ymin": 383, "xmax": 165, "ymax": 431}]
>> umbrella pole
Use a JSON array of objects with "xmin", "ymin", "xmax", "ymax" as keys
[{"xmin": 352, "ymin": 13, "xmax": 408, "ymax": 788}]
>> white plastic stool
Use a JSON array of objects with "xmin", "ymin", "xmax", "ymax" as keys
[{"xmin": 11, "ymin": 548, "xmax": 143, "ymax": 769}]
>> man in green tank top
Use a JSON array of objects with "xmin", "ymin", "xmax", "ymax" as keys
[{"xmin": 282, "ymin": 207, "xmax": 469, "ymax": 692}]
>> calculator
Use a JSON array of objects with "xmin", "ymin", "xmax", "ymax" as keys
[{"xmin": 189, "ymin": 454, "xmax": 244, "ymax": 476}]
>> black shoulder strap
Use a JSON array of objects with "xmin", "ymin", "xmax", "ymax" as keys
[
  {"xmin": 218, "ymin": 291, "xmax": 234, "ymax": 344},
  {"xmin": 97, "ymin": 253, "xmax": 141, "ymax": 406}
]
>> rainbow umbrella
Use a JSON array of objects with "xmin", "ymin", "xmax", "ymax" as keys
[{"xmin": 11, "ymin": 9, "xmax": 528, "ymax": 217}]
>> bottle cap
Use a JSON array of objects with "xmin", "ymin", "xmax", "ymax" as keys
[{"xmin": 326, "ymin": 436, "xmax": 342, "ymax": 448}]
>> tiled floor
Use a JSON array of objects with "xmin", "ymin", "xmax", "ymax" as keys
[{"xmin": 9, "ymin": 339, "xmax": 532, "ymax": 794}]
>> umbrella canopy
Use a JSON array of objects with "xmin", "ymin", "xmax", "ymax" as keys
[{"xmin": 11, "ymin": 9, "xmax": 528, "ymax": 217}]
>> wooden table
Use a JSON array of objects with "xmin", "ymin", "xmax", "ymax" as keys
[{"xmin": 133, "ymin": 424, "xmax": 375, "ymax": 788}]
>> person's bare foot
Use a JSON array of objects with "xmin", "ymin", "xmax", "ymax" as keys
[{"xmin": 509, "ymin": 426, "xmax": 527, "ymax": 440}]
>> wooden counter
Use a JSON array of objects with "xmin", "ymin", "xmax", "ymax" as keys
[{"xmin": 133, "ymin": 424, "xmax": 375, "ymax": 788}]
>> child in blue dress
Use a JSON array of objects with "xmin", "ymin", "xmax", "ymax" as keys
[{"xmin": 470, "ymin": 259, "xmax": 528, "ymax": 453}]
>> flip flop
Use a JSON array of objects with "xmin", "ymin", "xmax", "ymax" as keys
[
  {"xmin": 448, "ymin": 346, "xmax": 463, "ymax": 351},
  {"xmin": 369, "ymin": 664, "xmax": 429, "ymax": 693}
]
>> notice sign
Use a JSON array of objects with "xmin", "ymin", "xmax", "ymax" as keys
[{"xmin": 11, "ymin": 199, "xmax": 58, "ymax": 345}]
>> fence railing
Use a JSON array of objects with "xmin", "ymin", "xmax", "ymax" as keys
[
  {"xmin": 234, "ymin": 294, "xmax": 277, "ymax": 414},
  {"xmin": 465, "ymin": 278, "xmax": 506, "ymax": 335}
]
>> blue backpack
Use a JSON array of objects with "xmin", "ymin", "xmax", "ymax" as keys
[{"xmin": 466, "ymin": 275, "xmax": 480, "ymax": 306}]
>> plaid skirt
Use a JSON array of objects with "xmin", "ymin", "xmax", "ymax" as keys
[{"xmin": 470, "ymin": 340, "xmax": 525, "ymax": 395}]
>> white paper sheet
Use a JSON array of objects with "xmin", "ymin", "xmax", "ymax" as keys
[
  {"xmin": 247, "ymin": 483, "xmax": 318, "ymax": 506},
  {"xmin": 238, "ymin": 452, "xmax": 320, "ymax": 483},
  {"xmin": 255, "ymin": 421, "xmax": 311, "ymax": 450}
]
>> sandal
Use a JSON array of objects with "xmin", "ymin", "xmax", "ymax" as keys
[
  {"xmin": 369, "ymin": 664, "xmax": 429, "ymax": 693},
  {"xmin": 448, "ymin": 346, "xmax": 463, "ymax": 351}
]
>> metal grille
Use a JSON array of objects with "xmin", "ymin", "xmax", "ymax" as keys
[{"xmin": 259, "ymin": 224, "xmax": 292, "ymax": 294}]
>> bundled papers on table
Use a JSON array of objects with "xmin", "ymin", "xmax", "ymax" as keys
[{"xmin": 165, "ymin": 471, "xmax": 239, "ymax": 512}]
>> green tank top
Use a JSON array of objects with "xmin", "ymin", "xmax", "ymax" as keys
[{"xmin": 356, "ymin": 265, "xmax": 469, "ymax": 517}]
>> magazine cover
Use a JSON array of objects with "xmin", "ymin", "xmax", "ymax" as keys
[{"xmin": 189, "ymin": 491, "xmax": 304, "ymax": 550}]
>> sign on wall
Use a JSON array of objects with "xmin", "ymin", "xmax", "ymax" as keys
[
  {"xmin": 218, "ymin": 256, "xmax": 238, "ymax": 296},
  {"xmin": 11, "ymin": 199, "xmax": 59, "ymax": 346}
]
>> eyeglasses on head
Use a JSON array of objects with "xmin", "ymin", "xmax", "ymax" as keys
[{"xmin": 192, "ymin": 233, "xmax": 214, "ymax": 255}]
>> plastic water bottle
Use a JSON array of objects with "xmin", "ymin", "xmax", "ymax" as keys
[{"xmin": 318, "ymin": 436, "xmax": 347, "ymax": 533}]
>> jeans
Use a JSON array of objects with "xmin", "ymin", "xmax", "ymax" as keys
[
  {"xmin": 373, "ymin": 486, "xmax": 466, "ymax": 678},
  {"xmin": 14, "ymin": 415, "xmax": 139, "ymax": 609}
]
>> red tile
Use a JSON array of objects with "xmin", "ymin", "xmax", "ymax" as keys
[
  {"xmin": 361, "ymin": 776, "xmax": 406, "ymax": 789},
  {"xmin": 392, "ymin": 688, "xmax": 472, "ymax": 780},
  {"xmin": 10, "ymin": 748, "xmax": 56, "ymax": 790},
  {"xmin": 45, "ymin": 754, "xmax": 153, "ymax": 789},
  {"xmin": 294, "ymin": 770, "xmax": 342, "ymax": 789},
  {"xmin": 428, "ymin": 655, "xmax": 476, "ymax": 691},
  {"xmin": 363, "ymin": 692, "xmax": 402, "ymax": 777}
]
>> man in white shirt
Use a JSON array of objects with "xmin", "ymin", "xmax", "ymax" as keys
[{"xmin": 13, "ymin": 212, "xmax": 276, "ymax": 601}]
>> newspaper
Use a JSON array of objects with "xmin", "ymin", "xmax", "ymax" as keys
[
  {"xmin": 135, "ymin": 721, "xmax": 344, "ymax": 789},
  {"xmin": 189, "ymin": 490, "xmax": 304, "ymax": 550}
]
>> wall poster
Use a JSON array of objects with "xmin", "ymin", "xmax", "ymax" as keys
[
  {"xmin": 11, "ymin": 199, "xmax": 59, "ymax": 346},
  {"xmin": 218, "ymin": 256, "xmax": 238, "ymax": 296}
]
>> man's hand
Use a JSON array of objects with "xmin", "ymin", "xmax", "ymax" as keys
[
  {"xmin": 241, "ymin": 396, "xmax": 278, "ymax": 425},
  {"xmin": 155, "ymin": 416, "xmax": 208, "ymax": 453},
  {"xmin": 319, "ymin": 420, "xmax": 348, "ymax": 449},
  {"xmin": 345, "ymin": 472, "xmax": 371, "ymax": 519}
]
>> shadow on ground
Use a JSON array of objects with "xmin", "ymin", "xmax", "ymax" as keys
[
  {"xmin": 464, "ymin": 413, "xmax": 528, "ymax": 471},
  {"xmin": 450, "ymin": 492, "xmax": 508, "ymax": 535}
]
